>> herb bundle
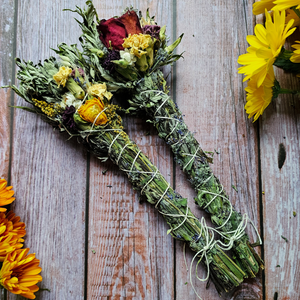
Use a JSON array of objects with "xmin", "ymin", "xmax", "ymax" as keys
[
  {"xmin": 6, "ymin": 49, "xmax": 248, "ymax": 295},
  {"xmin": 69, "ymin": 1, "xmax": 264, "ymax": 277}
]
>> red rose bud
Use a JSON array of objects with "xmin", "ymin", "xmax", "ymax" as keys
[{"xmin": 97, "ymin": 11, "xmax": 142, "ymax": 50}]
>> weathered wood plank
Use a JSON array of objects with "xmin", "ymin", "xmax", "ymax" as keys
[
  {"xmin": 87, "ymin": 1, "xmax": 176, "ymax": 299},
  {"xmin": 0, "ymin": 0, "xmax": 15, "ymax": 180},
  {"xmin": 260, "ymin": 64, "xmax": 300, "ymax": 298},
  {"xmin": 175, "ymin": 0, "xmax": 262, "ymax": 299},
  {"xmin": 8, "ymin": 1, "xmax": 88, "ymax": 299},
  {"xmin": 0, "ymin": 2, "xmax": 16, "ymax": 299}
]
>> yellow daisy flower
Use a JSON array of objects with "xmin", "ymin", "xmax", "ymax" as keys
[
  {"xmin": 0, "ymin": 179, "xmax": 15, "ymax": 212},
  {"xmin": 0, "ymin": 211, "xmax": 26, "ymax": 261},
  {"xmin": 290, "ymin": 41, "xmax": 300, "ymax": 62},
  {"xmin": 238, "ymin": 10, "xmax": 295, "ymax": 87},
  {"xmin": 0, "ymin": 248, "xmax": 42, "ymax": 299},
  {"xmin": 253, "ymin": 0, "xmax": 276, "ymax": 15},
  {"xmin": 273, "ymin": 0, "xmax": 300, "ymax": 11},
  {"xmin": 244, "ymin": 68, "xmax": 275, "ymax": 121}
]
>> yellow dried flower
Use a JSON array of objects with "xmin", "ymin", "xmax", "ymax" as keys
[
  {"xmin": 32, "ymin": 99, "xmax": 62, "ymax": 118},
  {"xmin": 88, "ymin": 83, "xmax": 113, "ymax": 101},
  {"xmin": 122, "ymin": 33, "xmax": 152, "ymax": 58},
  {"xmin": 78, "ymin": 98, "xmax": 108, "ymax": 126},
  {"xmin": 53, "ymin": 66, "xmax": 72, "ymax": 87}
]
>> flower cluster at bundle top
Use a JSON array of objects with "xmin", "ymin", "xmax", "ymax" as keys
[
  {"xmin": 98, "ymin": 9, "xmax": 168, "ymax": 77},
  {"xmin": 238, "ymin": 2, "xmax": 300, "ymax": 122},
  {"xmin": 11, "ymin": 7, "xmax": 182, "ymax": 136}
]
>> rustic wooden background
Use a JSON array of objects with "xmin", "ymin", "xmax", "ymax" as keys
[{"xmin": 0, "ymin": 0, "xmax": 299, "ymax": 299}]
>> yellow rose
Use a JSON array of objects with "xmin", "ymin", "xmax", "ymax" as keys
[
  {"xmin": 78, "ymin": 98, "xmax": 108, "ymax": 126},
  {"xmin": 88, "ymin": 83, "xmax": 113, "ymax": 101},
  {"xmin": 53, "ymin": 66, "xmax": 72, "ymax": 87}
]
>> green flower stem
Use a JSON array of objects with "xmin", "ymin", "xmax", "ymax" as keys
[
  {"xmin": 278, "ymin": 88, "xmax": 299, "ymax": 95},
  {"xmin": 126, "ymin": 70, "xmax": 264, "ymax": 278}
]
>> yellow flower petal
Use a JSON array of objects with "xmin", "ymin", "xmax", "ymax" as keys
[
  {"xmin": 253, "ymin": 0, "xmax": 276, "ymax": 15},
  {"xmin": 273, "ymin": 0, "xmax": 300, "ymax": 11}
]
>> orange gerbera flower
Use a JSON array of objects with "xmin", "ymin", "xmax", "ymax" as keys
[
  {"xmin": 0, "ymin": 179, "xmax": 15, "ymax": 212},
  {"xmin": 0, "ymin": 211, "xmax": 26, "ymax": 261},
  {"xmin": 0, "ymin": 248, "xmax": 42, "ymax": 299}
]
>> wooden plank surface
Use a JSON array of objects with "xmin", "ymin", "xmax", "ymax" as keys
[
  {"xmin": 0, "ymin": 0, "xmax": 15, "ymax": 180},
  {"xmin": 7, "ymin": 1, "xmax": 88, "ymax": 299},
  {"xmin": 260, "ymin": 59, "xmax": 300, "ymax": 299},
  {"xmin": 1, "ymin": 0, "xmax": 300, "ymax": 299},
  {"xmin": 0, "ymin": 2, "xmax": 16, "ymax": 299}
]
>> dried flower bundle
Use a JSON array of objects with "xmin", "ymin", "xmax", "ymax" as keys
[
  {"xmin": 68, "ymin": 1, "xmax": 264, "ymax": 278},
  {"xmin": 7, "ymin": 50, "xmax": 249, "ymax": 295}
]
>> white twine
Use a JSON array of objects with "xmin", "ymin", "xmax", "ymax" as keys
[
  {"xmin": 183, "ymin": 146, "xmax": 200, "ymax": 171},
  {"xmin": 108, "ymin": 132, "xmax": 122, "ymax": 155},
  {"xmin": 116, "ymin": 142, "xmax": 130, "ymax": 164},
  {"xmin": 155, "ymin": 182, "xmax": 170, "ymax": 208}
]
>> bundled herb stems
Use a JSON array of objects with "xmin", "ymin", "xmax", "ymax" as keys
[
  {"xmin": 7, "ymin": 52, "xmax": 247, "ymax": 295},
  {"xmin": 70, "ymin": 1, "xmax": 264, "ymax": 278}
]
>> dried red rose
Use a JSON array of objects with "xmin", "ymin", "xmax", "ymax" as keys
[{"xmin": 97, "ymin": 10, "xmax": 142, "ymax": 50}]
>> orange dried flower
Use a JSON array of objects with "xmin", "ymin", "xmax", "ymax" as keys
[
  {"xmin": 0, "ymin": 211, "xmax": 26, "ymax": 261},
  {"xmin": 0, "ymin": 248, "xmax": 42, "ymax": 299},
  {"xmin": 78, "ymin": 98, "xmax": 108, "ymax": 126},
  {"xmin": 0, "ymin": 179, "xmax": 15, "ymax": 212}
]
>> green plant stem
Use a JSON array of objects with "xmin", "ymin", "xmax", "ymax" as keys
[{"xmin": 278, "ymin": 88, "xmax": 298, "ymax": 95}]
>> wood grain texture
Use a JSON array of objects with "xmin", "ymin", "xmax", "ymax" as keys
[
  {"xmin": 175, "ymin": 0, "xmax": 262, "ymax": 299},
  {"xmin": 0, "ymin": 3, "xmax": 16, "ymax": 300},
  {"xmin": 8, "ymin": 1, "xmax": 88, "ymax": 299},
  {"xmin": 87, "ymin": 2, "xmax": 176, "ymax": 299},
  {"xmin": 0, "ymin": 0, "xmax": 15, "ymax": 180},
  {"xmin": 260, "ymin": 63, "xmax": 300, "ymax": 299}
]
